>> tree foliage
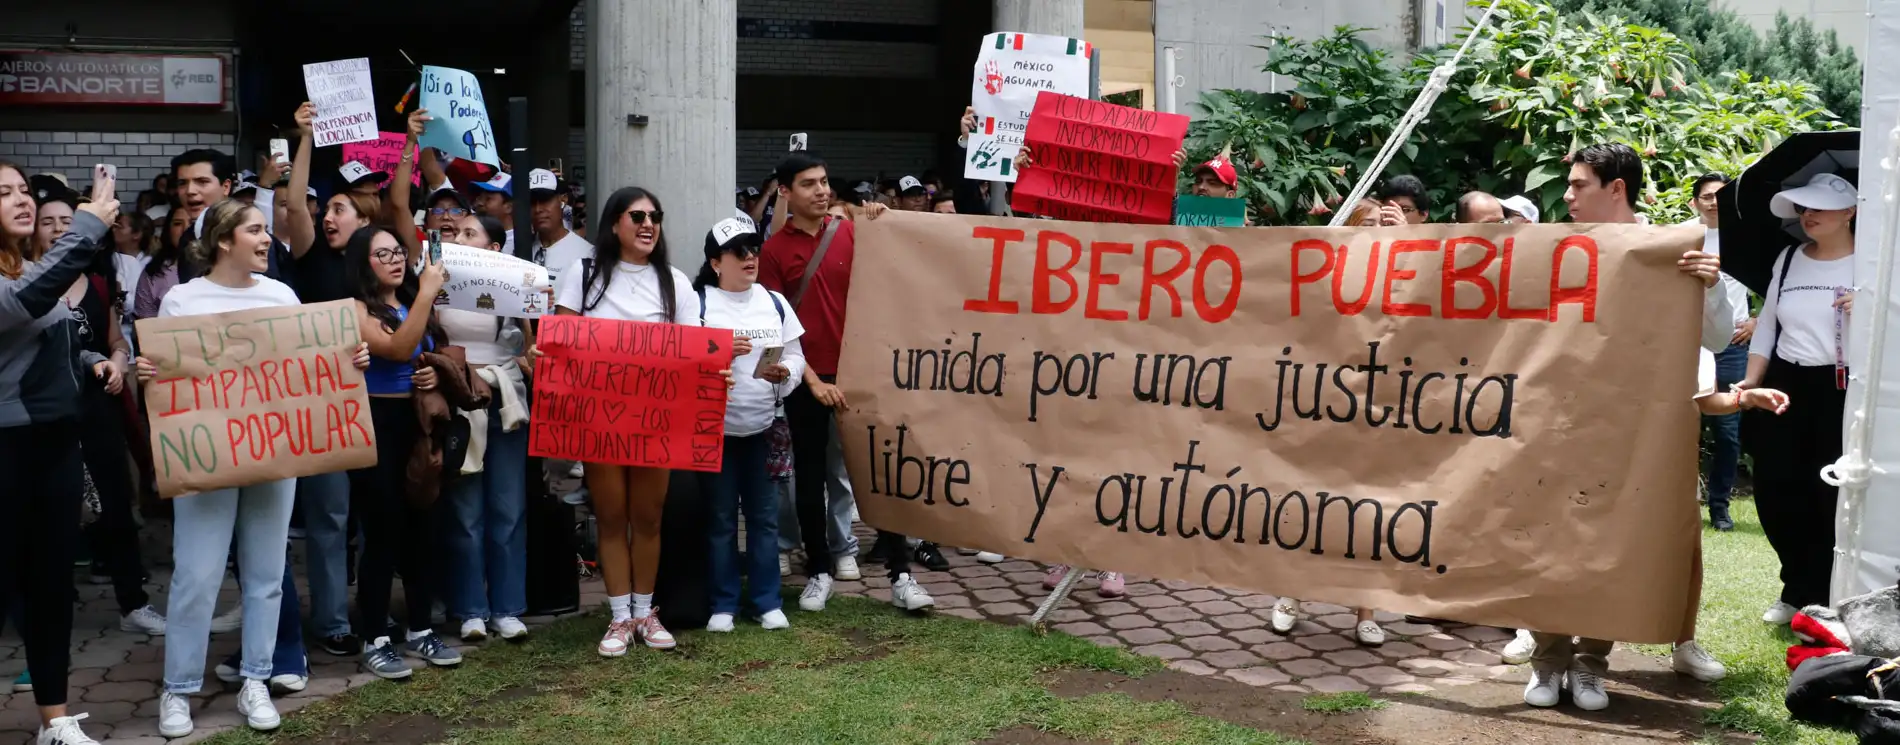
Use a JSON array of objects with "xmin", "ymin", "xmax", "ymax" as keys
[
  {"xmin": 1184, "ymin": 0, "xmax": 1839, "ymax": 226},
  {"xmin": 1548, "ymin": 0, "xmax": 1863, "ymax": 123}
]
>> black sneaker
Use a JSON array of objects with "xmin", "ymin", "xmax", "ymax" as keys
[
  {"xmin": 914, "ymin": 542, "xmax": 949, "ymax": 572},
  {"xmin": 1711, "ymin": 505, "xmax": 1734, "ymax": 532},
  {"xmin": 317, "ymin": 633, "xmax": 361, "ymax": 657}
]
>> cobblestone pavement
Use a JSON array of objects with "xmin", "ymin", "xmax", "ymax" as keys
[{"xmin": 3, "ymin": 528, "xmax": 1540, "ymax": 744}]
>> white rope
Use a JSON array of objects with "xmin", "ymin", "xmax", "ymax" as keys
[
  {"xmin": 1327, "ymin": 0, "xmax": 1507, "ymax": 227},
  {"xmin": 1829, "ymin": 103, "xmax": 1900, "ymax": 602}
]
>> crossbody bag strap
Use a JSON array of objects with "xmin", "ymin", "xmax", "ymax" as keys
[{"xmin": 790, "ymin": 217, "xmax": 840, "ymax": 310}]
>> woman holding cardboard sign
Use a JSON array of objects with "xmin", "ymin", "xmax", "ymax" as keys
[
  {"xmin": 134, "ymin": 198, "xmax": 372, "ymax": 739},
  {"xmin": 343, "ymin": 224, "xmax": 461, "ymax": 678}
]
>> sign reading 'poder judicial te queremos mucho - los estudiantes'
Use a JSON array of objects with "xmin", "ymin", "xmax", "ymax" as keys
[
  {"xmin": 839, "ymin": 212, "xmax": 1707, "ymax": 644},
  {"xmin": 529, "ymin": 315, "xmax": 731, "ymax": 473},
  {"xmin": 135, "ymin": 300, "xmax": 377, "ymax": 499}
]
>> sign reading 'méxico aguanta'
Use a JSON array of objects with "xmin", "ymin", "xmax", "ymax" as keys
[{"xmin": 0, "ymin": 51, "xmax": 224, "ymax": 106}]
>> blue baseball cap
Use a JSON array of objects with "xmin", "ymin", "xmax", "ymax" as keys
[{"xmin": 470, "ymin": 172, "xmax": 513, "ymax": 197}]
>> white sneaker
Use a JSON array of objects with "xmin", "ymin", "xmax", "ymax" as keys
[
  {"xmin": 1762, "ymin": 601, "xmax": 1798, "ymax": 625},
  {"xmin": 158, "ymin": 691, "xmax": 195, "ymax": 737},
  {"xmin": 1501, "ymin": 629, "xmax": 1536, "ymax": 665},
  {"xmin": 779, "ymin": 553, "xmax": 792, "ymax": 577},
  {"xmin": 957, "ymin": 548, "xmax": 980, "ymax": 556},
  {"xmin": 707, "ymin": 613, "xmax": 736, "ymax": 633},
  {"xmin": 237, "ymin": 678, "xmax": 280, "ymax": 732},
  {"xmin": 120, "ymin": 605, "xmax": 167, "ymax": 636},
  {"xmin": 490, "ymin": 616, "xmax": 529, "ymax": 641},
  {"xmin": 1271, "ymin": 598, "xmax": 1300, "ymax": 634},
  {"xmin": 37, "ymin": 713, "xmax": 100, "ymax": 745},
  {"xmin": 1355, "ymin": 620, "xmax": 1386, "ymax": 646},
  {"xmin": 891, "ymin": 573, "xmax": 936, "ymax": 611},
  {"xmin": 759, "ymin": 609, "xmax": 790, "ymax": 630},
  {"xmin": 568, "ymin": 461, "xmax": 584, "ymax": 478},
  {"xmin": 799, "ymin": 574, "xmax": 834, "ymax": 612},
  {"xmin": 1672, "ymin": 640, "xmax": 1727, "ymax": 682},
  {"xmin": 974, "ymin": 552, "xmax": 1005, "ymax": 564},
  {"xmin": 460, "ymin": 618, "xmax": 488, "ymax": 642},
  {"xmin": 1522, "ymin": 668, "xmax": 1562, "ymax": 707},
  {"xmin": 269, "ymin": 671, "xmax": 308, "ymax": 694},
  {"xmin": 835, "ymin": 556, "xmax": 862, "ymax": 581},
  {"xmin": 1568, "ymin": 667, "xmax": 1610, "ymax": 711},
  {"xmin": 209, "ymin": 605, "xmax": 244, "ymax": 634}
]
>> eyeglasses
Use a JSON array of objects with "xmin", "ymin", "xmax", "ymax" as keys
[
  {"xmin": 624, "ymin": 210, "xmax": 663, "ymax": 225},
  {"xmin": 372, "ymin": 247, "xmax": 406, "ymax": 264},
  {"xmin": 430, "ymin": 207, "xmax": 469, "ymax": 218}
]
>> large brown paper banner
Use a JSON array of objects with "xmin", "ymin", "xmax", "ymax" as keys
[
  {"xmin": 136, "ymin": 299, "xmax": 377, "ymax": 498},
  {"xmin": 838, "ymin": 212, "xmax": 1705, "ymax": 643}
]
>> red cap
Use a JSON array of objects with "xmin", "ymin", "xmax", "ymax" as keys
[{"xmin": 1195, "ymin": 154, "xmax": 1237, "ymax": 188}]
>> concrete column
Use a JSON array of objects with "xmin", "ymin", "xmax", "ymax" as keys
[
  {"xmin": 586, "ymin": 0, "xmax": 735, "ymax": 246},
  {"xmin": 994, "ymin": 0, "xmax": 1084, "ymax": 38}
]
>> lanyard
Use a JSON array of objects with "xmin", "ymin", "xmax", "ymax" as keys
[{"xmin": 1835, "ymin": 287, "xmax": 1849, "ymax": 390}]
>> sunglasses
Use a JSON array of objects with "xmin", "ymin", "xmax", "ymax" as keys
[
  {"xmin": 430, "ymin": 207, "xmax": 470, "ymax": 218},
  {"xmin": 371, "ymin": 247, "xmax": 406, "ymax": 264},
  {"xmin": 624, "ymin": 209, "xmax": 663, "ymax": 225}
]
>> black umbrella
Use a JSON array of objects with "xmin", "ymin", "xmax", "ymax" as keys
[{"xmin": 1717, "ymin": 129, "xmax": 1860, "ymax": 295}]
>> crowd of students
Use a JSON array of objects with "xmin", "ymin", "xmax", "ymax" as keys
[{"xmin": 0, "ymin": 94, "xmax": 1858, "ymax": 743}]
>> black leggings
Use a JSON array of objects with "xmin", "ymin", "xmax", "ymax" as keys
[
  {"xmin": 0, "ymin": 421, "xmax": 84, "ymax": 706},
  {"xmin": 1742, "ymin": 357, "xmax": 1847, "ymax": 609},
  {"xmin": 79, "ymin": 385, "xmax": 149, "ymax": 614},
  {"xmin": 351, "ymin": 397, "xmax": 435, "ymax": 641},
  {"xmin": 786, "ymin": 377, "xmax": 909, "ymax": 581}
]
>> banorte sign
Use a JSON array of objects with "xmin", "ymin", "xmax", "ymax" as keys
[{"xmin": 0, "ymin": 51, "xmax": 223, "ymax": 106}]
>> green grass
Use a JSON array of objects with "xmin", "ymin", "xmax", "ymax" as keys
[
  {"xmin": 1635, "ymin": 498, "xmax": 1856, "ymax": 745},
  {"xmin": 1299, "ymin": 692, "xmax": 1387, "ymax": 714},
  {"xmin": 203, "ymin": 598, "xmax": 1304, "ymax": 745}
]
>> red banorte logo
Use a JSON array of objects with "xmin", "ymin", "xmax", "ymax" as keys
[{"xmin": 983, "ymin": 60, "xmax": 1004, "ymax": 96}]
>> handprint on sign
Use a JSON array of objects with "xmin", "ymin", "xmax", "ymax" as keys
[
  {"xmin": 983, "ymin": 61, "xmax": 1004, "ymax": 95},
  {"xmin": 970, "ymin": 140, "xmax": 1002, "ymax": 170}
]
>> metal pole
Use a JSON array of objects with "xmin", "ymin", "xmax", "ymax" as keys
[
  {"xmin": 1160, "ymin": 47, "xmax": 1177, "ymax": 114},
  {"xmin": 1029, "ymin": 567, "xmax": 1085, "ymax": 633},
  {"xmin": 508, "ymin": 96, "xmax": 533, "ymax": 263}
]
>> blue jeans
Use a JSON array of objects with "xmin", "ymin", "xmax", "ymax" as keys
[
  {"xmin": 298, "ymin": 470, "xmax": 353, "ymax": 638},
  {"xmin": 707, "ymin": 433, "xmax": 781, "ymax": 615},
  {"xmin": 163, "ymin": 478, "xmax": 296, "ymax": 692},
  {"xmin": 220, "ymin": 558, "xmax": 308, "ymax": 677},
  {"xmin": 444, "ymin": 406, "xmax": 530, "ymax": 620},
  {"xmin": 776, "ymin": 423, "xmax": 859, "ymax": 558},
  {"xmin": 1703, "ymin": 342, "xmax": 1749, "ymax": 510}
]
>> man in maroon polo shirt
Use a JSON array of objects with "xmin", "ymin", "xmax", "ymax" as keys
[{"xmin": 759, "ymin": 152, "xmax": 935, "ymax": 615}]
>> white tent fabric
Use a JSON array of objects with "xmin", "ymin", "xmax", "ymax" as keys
[{"xmin": 1838, "ymin": 0, "xmax": 1900, "ymax": 601}]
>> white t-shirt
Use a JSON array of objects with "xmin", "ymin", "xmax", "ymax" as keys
[
  {"xmin": 1696, "ymin": 348, "xmax": 1718, "ymax": 400},
  {"xmin": 553, "ymin": 260, "xmax": 699, "ymax": 326},
  {"xmin": 537, "ymin": 230, "xmax": 594, "ymax": 284},
  {"xmin": 112, "ymin": 252, "xmax": 152, "ymax": 348},
  {"xmin": 438, "ymin": 308, "xmax": 511, "ymax": 365},
  {"xmin": 1700, "ymin": 228, "xmax": 1752, "ymax": 329},
  {"xmin": 158, "ymin": 276, "xmax": 302, "ymax": 318},
  {"xmin": 1751, "ymin": 246, "xmax": 1855, "ymax": 367},
  {"xmin": 701, "ymin": 285, "xmax": 807, "ymax": 436}
]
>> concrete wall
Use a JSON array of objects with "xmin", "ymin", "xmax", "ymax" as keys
[
  {"xmin": 1725, "ymin": 0, "xmax": 1868, "ymax": 56},
  {"xmin": 1153, "ymin": 0, "xmax": 1467, "ymax": 114}
]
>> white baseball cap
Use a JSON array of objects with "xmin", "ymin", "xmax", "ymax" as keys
[
  {"xmin": 338, "ymin": 160, "xmax": 388, "ymax": 187},
  {"xmin": 526, "ymin": 168, "xmax": 562, "ymax": 196},
  {"xmin": 898, "ymin": 175, "xmax": 925, "ymax": 194},
  {"xmin": 1771, "ymin": 172, "xmax": 1858, "ymax": 218},
  {"xmin": 1499, "ymin": 195, "xmax": 1540, "ymax": 223}
]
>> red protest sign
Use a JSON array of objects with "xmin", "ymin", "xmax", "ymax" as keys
[
  {"xmin": 1012, "ymin": 91, "xmax": 1189, "ymax": 224},
  {"xmin": 529, "ymin": 315, "xmax": 730, "ymax": 472},
  {"xmin": 340, "ymin": 132, "xmax": 423, "ymax": 187}
]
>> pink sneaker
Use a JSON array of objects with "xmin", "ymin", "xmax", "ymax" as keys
[
  {"xmin": 598, "ymin": 619, "xmax": 635, "ymax": 657},
  {"xmin": 1043, "ymin": 565, "xmax": 1071, "ymax": 590},
  {"xmin": 1097, "ymin": 572, "xmax": 1126, "ymax": 598},
  {"xmin": 636, "ymin": 613, "xmax": 676, "ymax": 650}
]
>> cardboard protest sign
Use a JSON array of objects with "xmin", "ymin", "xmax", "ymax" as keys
[
  {"xmin": 418, "ymin": 66, "xmax": 497, "ymax": 169},
  {"xmin": 1013, "ymin": 92, "xmax": 1189, "ymax": 224},
  {"xmin": 529, "ymin": 316, "xmax": 731, "ymax": 472},
  {"xmin": 135, "ymin": 300, "xmax": 376, "ymax": 498},
  {"xmin": 966, "ymin": 31, "xmax": 1093, "ymax": 184},
  {"xmin": 341, "ymin": 133, "xmax": 422, "ymax": 187},
  {"xmin": 302, "ymin": 58, "xmax": 377, "ymax": 146},
  {"xmin": 430, "ymin": 242, "xmax": 552, "ymax": 318},
  {"xmin": 838, "ymin": 212, "xmax": 1707, "ymax": 643},
  {"xmin": 1174, "ymin": 195, "xmax": 1248, "ymax": 227}
]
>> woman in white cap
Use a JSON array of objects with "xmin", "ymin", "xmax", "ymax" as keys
[{"xmin": 1742, "ymin": 171, "xmax": 1857, "ymax": 626}]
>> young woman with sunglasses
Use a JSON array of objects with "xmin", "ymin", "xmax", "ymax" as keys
[
  {"xmin": 545, "ymin": 187, "xmax": 729, "ymax": 655},
  {"xmin": 344, "ymin": 224, "xmax": 459, "ymax": 677}
]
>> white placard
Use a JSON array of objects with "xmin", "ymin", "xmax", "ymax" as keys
[
  {"xmin": 302, "ymin": 57, "xmax": 377, "ymax": 146},
  {"xmin": 430, "ymin": 243, "xmax": 552, "ymax": 318},
  {"xmin": 964, "ymin": 32, "xmax": 1092, "ymax": 184}
]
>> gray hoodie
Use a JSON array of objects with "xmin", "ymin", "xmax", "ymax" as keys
[{"xmin": 0, "ymin": 209, "xmax": 108, "ymax": 427}]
